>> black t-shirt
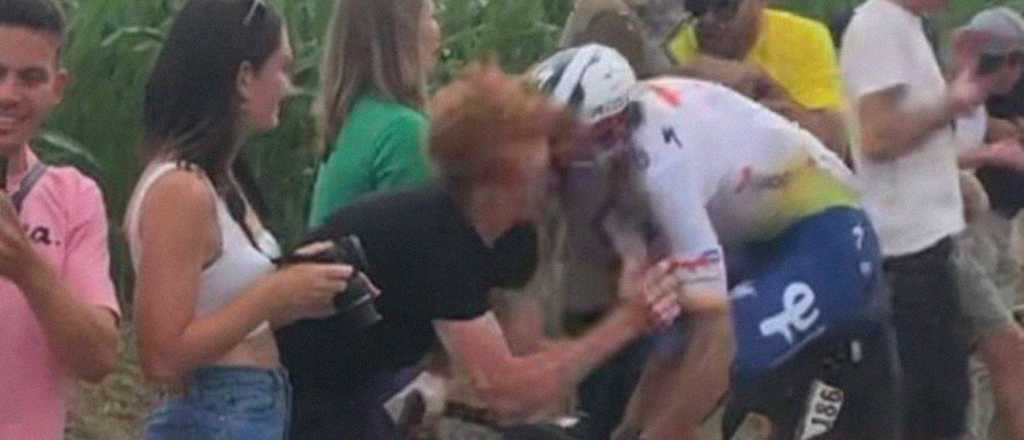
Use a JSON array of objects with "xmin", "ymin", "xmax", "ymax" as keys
[
  {"xmin": 981, "ymin": 80, "xmax": 1024, "ymax": 218},
  {"xmin": 276, "ymin": 184, "xmax": 537, "ymax": 394}
]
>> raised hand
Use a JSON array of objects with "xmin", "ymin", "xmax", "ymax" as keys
[
  {"xmin": 948, "ymin": 67, "xmax": 995, "ymax": 116},
  {"xmin": 948, "ymin": 29, "xmax": 998, "ymax": 116},
  {"xmin": 643, "ymin": 259, "xmax": 728, "ymax": 315},
  {"xmin": 618, "ymin": 257, "xmax": 683, "ymax": 331}
]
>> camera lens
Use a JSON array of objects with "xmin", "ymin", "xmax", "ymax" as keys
[
  {"xmin": 277, "ymin": 235, "xmax": 382, "ymax": 329},
  {"xmin": 333, "ymin": 273, "xmax": 381, "ymax": 329}
]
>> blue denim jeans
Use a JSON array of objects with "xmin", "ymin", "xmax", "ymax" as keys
[{"xmin": 143, "ymin": 366, "xmax": 292, "ymax": 440}]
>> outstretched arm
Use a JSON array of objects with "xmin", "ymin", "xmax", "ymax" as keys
[{"xmin": 435, "ymin": 260, "xmax": 680, "ymax": 423}]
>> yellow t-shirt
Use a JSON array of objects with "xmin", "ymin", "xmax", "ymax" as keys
[{"xmin": 668, "ymin": 9, "xmax": 842, "ymax": 110}]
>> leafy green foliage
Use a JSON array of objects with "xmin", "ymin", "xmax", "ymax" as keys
[{"xmin": 437, "ymin": 0, "xmax": 572, "ymax": 79}]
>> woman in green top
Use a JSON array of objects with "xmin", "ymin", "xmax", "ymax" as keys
[{"xmin": 309, "ymin": 0, "xmax": 441, "ymax": 227}]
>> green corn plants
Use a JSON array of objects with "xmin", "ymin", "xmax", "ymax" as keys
[
  {"xmin": 41, "ymin": 0, "xmax": 181, "ymax": 303},
  {"xmin": 437, "ymin": 0, "xmax": 572, "ymax": 79},
  {"xmin": 37, "ymin": 0, "xmax": 576, "ymax": 306}
]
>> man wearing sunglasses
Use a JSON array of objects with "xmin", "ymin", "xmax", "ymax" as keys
[{"xmin": 666, "ymin": 0, "xmax": 848, "ymax": 159}]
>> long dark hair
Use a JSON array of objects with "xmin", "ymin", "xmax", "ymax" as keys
[
  {"xmin": 142, "ymin": 0, "xmax": 282, "ymax": 188},
  {"xmin": 141, "ymin": 0, "xmax": 282, "ymax": 233}
]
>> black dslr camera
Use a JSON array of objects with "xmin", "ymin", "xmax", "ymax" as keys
[{"xmin": 276, "ymin": 235, "xmax": 381, "ymax": 329}]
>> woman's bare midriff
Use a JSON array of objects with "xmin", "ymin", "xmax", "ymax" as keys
[{"xmin": 210, "ymin": 326, "xmax": 281, "ymax": 368}]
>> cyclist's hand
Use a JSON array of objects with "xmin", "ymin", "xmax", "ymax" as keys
[
  {"xmin": 644, "ymin": 259, "xmax": 729, "ymax": 315},
  {"xmin": 618, "ymin": 258, "xmax": 682, "ymax": 331}
]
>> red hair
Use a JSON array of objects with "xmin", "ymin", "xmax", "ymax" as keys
[{"xmin": 428, "ymin": 61, "xmax": 575, "ymax": 188}]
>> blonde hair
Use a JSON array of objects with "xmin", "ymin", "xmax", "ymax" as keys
[{"xmin": 313, "ymin": 0, "xmax": 429, "ymax": 155}]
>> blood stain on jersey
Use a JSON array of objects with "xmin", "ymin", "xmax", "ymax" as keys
[{"xmin": 649, "ymin": 84, "xmax": 683, "ymax": 107}]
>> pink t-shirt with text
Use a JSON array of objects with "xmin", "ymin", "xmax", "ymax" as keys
[{"xmin": 0, "ymin": 148, "xmax": 120, "ymax": 439}]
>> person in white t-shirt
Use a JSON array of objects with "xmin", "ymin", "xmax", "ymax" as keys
[{"xmin": 840, "ymin": 1, "xmax": 999, "ymax": 439}]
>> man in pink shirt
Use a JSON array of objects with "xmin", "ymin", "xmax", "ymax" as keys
[{"xmin": 0, "ymin": 0, "xmax": 120, "ymax": 438}]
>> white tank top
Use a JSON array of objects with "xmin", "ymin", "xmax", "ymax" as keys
[{"xmin": 125, "ymin": 162, "xmax": 279, "ymax": 336}]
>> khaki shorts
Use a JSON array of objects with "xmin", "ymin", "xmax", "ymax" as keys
[{"xmin": 954, "ymin": 212, "xmax": 1023, "ymax": 339}]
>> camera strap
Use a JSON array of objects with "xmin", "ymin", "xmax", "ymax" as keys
[{"xmin": 12, "ymin": 162, "xmax": 48, "ymax": 214}]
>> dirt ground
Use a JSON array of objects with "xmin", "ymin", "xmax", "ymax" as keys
[{"xmin": 66, "ymin": 326, "xmax": 155, "ymax": 440}]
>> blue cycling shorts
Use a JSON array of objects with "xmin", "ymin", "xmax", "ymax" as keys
[{"xmin": 725, "ymin": 207, "xmax": 890, "ymax": 386}]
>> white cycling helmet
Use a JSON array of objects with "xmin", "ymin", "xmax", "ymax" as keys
[{"xmin": 531, "ymin": 44, "xmax": 638, "ymax": 125}]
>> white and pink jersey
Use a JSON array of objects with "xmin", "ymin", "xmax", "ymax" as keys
[
  {"xmin": 630, "ymin": 78, "xmax": 858, "ymax": 292},
  {"xmin": 0, "ymin": 147, "xmax": 120, "ymax": 439}
]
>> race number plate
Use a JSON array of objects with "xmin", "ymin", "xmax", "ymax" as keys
[{"xmin": 796, "ymin": 380, "xmax": 845, "ymax": 440}]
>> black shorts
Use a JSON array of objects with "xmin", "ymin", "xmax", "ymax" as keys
[
  {"xmin": 722, "ymin": 323, "xmax": 903, "ymax": 440},
  {"xmin": 884, "ymin": 237, "xmax": 971, "ymax": 438}
]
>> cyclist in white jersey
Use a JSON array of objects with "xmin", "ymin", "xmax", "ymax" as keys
[{"xmin": 534, "ymin": 45, "xmax": 900, "ymax": 440}]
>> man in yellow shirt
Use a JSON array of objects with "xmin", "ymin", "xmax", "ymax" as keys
[{"xmin": 668, "ymin": 0, "xmax": 849, "ymax": 157}]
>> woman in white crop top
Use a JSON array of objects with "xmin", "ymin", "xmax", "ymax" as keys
[{"xmin": 125, "ymin": 2, "xmax": 356, "ymax": 439}]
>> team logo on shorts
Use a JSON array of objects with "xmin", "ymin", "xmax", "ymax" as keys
[{"xmin": 759, "ymin": 282, "xmax": 821, "ymax": 345}]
